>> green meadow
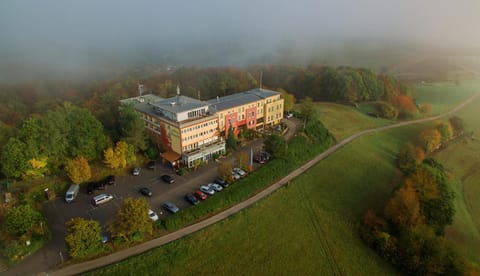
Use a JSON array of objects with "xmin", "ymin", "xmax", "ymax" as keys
[{"xmin": 90, "ymin": 82, "xmax": 480, "ymax": 275}]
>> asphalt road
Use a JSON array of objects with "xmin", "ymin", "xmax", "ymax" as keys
[{"xmin": 49, "ymin": 92, "xmax": 479, "ymax": 276}]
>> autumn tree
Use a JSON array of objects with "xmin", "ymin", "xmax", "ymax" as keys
[
  {"xmin": 4, "ymin": 205, "xmax": 44, "ymax": 236},
  {"xmin": 384, "ymin": 182, "xmax": 424, "ymax": 227},
  {"xmin": 397, "ymin": 144, "xmax": 425, "ymax": 174},
  {"xmin": 376, "ymin": 102, "xmax": 398, "ymax": 120},
  {"xmin": 104, "ymin": 141, "xmax": 132, "ymax": 169},
  {"xmin": 449, "ymin": 116, "xmax": 465, "ymax": 136},
  {"xmin": 109, "ymin": 198, "xmax": 152, "ymax": 242},
  {"xmin": 419, "ymin": 103, "xmax": 432, "ymax": 114},
  {"xmin": 65, "ymin": 217, "xmax": 102, "ymax": 259},
  {"xmin": 235, "ymin": 151, "xmax": 249, "ymax": 169},
  {"xmin": 276, "ymin": 88, "xmax": 296, "ymax": 112},
  {"xmin": 418, "ymin": 128, "xmax": 442, "ymax": 153},
  {"xmin": 391, "ymin": 94, "xmax": 417, "ymax": 117},
  {"xmin": 65, "ymin": 156, "xmax": 91, "ymax": 184},
  {"xmin": 217, "ymin": 161, "xmax": 233, "ymax": 181}
]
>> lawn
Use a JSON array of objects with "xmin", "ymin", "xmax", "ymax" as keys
[
  {"xmin": 414, "ymin": 78, "xmax": 480, "ymax": 115},
  {"xmin": 90, "ymin": 121, "xmax": 432, "ymax": 276},
  {"xmin": 316, "ymin": 102, "xmax": 390, "ymax": 140},
  {"xmin": 433, "ymin": 95, "xmax": 480, "ymax": 264}
]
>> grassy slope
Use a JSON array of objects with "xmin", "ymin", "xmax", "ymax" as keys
[
  {"xmin": 434, "ymin": 95, "xmax": 480, "ymax": 264},
  {"xmin": 91, "ymin": 85, "xmax": 480, "ymax": 275},
  {"xmin": 414, "ymin": 79, "xmax": 480, "ymax": 115}
]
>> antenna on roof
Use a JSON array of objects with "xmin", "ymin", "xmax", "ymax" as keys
[
  {"xmin": 176, "ymin": 85, "xmax": 180, "ymax": 104},
  {"xmin": 138, "ymin": 83, "xmax": 144, "ymax": 97},
  {"xmin": 259, "ymin": 71, "xmax": 263, "ymax": 90}
]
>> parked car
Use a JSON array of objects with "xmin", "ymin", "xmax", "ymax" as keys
[
  {"xmin": 100, "ymin": 234, "xmax": 109, "ymax": 244},
  {"xmin": 106, "ymin": 175, "xmax": 115, "ymax": 185},
  {"xmin": 146, "ymin": 161, "xmax": 155, "ymax": 170},
  {"xmin": 139, "ymin": 187, "xmax": 152, "ymax": 197},
  {"xmin": 255, "ymin": 151, "xmax": 271, "ymax": 163},
  {"xmin": 148, "ymin": 209, "xmax": 159, "ymax": 221},
  {"xmin": 161, "ymin": 174, "xmax": 175, "ymax": 184},
  {"xmin": 208, "ymin": 183, "xmax": 223, "ymax": 192},
  {"xmin": 200, "ymin": 185, "xmax": 215, "ymax": 195},
  {"xmin": 132, "ymin": 167, "xmax": 141, "ymax": 176},
  {"xmin": 185, "ymin": 193, "xmax": 200, "ymax": 205},
  {"xmin": 93, "ymin": 194, "xmax": 114, "ymax": 206},
  {"xmin": 232, "ymin": 171, "xmax": 241, "ymax": 181},
  {"xmin": 194, "ymin": 190, "xmax": 207, "ymax": 200},
  {"xmin": 87, "ymin": 181, "xmax": 105, "ymax": 194},
  {"xmin": 214, "ymin": 178, "xmax": 229, "ymax": 188},
  {"xmin": 233, "ymin": 167, "xmax": 247, "ymax": 177},
  {"xmin": 285, "ymin": 112, "xmax": 294, "ymax": 118},
  {"xmin": 163, "ymin": 201, "xmax": 180, "ymax": 213},
  {"xmin": 86, "ymin": 182, "xmax": 95, "ymax": 194}
]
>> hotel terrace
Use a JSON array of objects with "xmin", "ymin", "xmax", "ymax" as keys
[{"xmin": 121, "ymin": 86, "xmax": 284, "ymax": 168}]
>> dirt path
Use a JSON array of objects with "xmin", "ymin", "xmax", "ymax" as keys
[{"xmin": 50, "ymin": 93, "xmax": 480, "ymax": 276}]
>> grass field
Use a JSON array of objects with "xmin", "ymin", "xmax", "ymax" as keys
[
  {"xmin": 90, "ymin": 82, "xmax": 480, "ymax": 275},
  {"xmin": 433, "ymin": 95, "xmax": 480, "ymax": 264},
  {"xmin": 316, "ymin": 102, "xmax": 391, "ymax": 140},
  {"xmin": 414, "ymin": 78, "xmax": 480, "ymax": 115}
]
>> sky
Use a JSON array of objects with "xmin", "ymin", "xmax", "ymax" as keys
[{"xmin": 1, "ymin": 0, "xmax": 479, "ymax": 82}]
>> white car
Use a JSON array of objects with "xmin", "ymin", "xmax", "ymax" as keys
[
  {"xmin": 232, "ymin": 171, "xmax": 241, "ymax": 180},
  {"xmin": 200, "ymin": 185, "xmax": 215, "ymax": 195},
  {"xmin": 208, "ymin": 183, "xmax": 223, "ymax": 192},
  {"xmin": 148, "ymin": 209, "xmax": 159, "ymax": 222},
  {"xmin": 132, "ymin": 167, "xmax": 141, "ymax": 176},
  {"xmin": 233, "ymin": 168, "xmax": 247, "ymax": 177}
]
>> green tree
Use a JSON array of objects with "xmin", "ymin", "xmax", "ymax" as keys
[
  {"xmin": 0, "ymin": 137, "xmax": 30, "ymax": 178},
  {"xmin": 66, "ymin": 107, "xmax": 107, "ymax": 160},
  {"xmin": 118, "ymin": 103, "xmax": 147, "ymax": 151},
  {"xmin": 226, "ymin": 125, "xmax": 237, "ymax": 151},
  {"xmin": 65, "ymin": 156, "xmax": 91, "ymax": 184},
  {"xmin": 418, "ymin": 128, "xmax": 442, "ymax": 153},
  {"xmin": 65, "ymin": 217, "xmax": 102, "ymax": 259},
  {"xmin": 376, "ymin": 102, "xmax": 398, "ymax": 120},
  {"xmin": 277, "ymin": 88, "xmax": 296, "ymax": 112},
  {"xmin": 109, "ymin": 198, "xmax": 152, "ymax": 242},
  {"xmin": 436, "ymin": 121, "xmax": 453, "ymax": 143},
  {"xmin": 264, "ymin": 134, "xmax": 287, "ymax": 159},
  {"xmin": 298, "ymin": 97, "xmax": 317, "ymax": 125},
  {"xmin": 4, "ymin": 205, "xmax": 44, "ymax": 236}
]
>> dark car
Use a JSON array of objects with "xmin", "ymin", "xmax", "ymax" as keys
[
  {"xmin": 86, "ymin": 182, "xmax": 95, "ymax": 194},
  {"xmin": 194, "ymin": 190, "xmax": 207, "ymax": 200},
  {"xmin": 161, "ymin": 174, "xmax": 175, "ymax": 184},
  {"xmin": 106, "ymin": 175, "xmax": 115, "ymax": 185},
  {"xmin": 185, "ymin": 193, "xmax": 200, "ymax": 205},
  {"xmin": 163, "ymin": 201, "xmax": 180, "ymax": 213},
  {"xmin": 214, "ymin": 178, "xmax": 229, "ymax": 188},
  {"xmin": 146, "ymin": 161, "xmax": 155, "ymax": 170},
  {"xmin": 87, "ymin": 181, "xmax": 106, "ymax": 194},
  {"xmin": 139, "ymin": 187, "xmax": 152, "ymax": 197}
]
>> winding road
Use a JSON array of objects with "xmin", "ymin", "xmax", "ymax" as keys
[{"xmin": 50, "ymin": 92, "xmax": 480, "ymax": 275}]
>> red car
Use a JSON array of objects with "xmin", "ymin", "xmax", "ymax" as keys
[{"xmin": 194, "ymin": 190, "xmax": 207, "ymax": 200}]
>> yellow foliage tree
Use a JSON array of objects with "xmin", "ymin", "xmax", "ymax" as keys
[
  {"xmin": 24, "ymin": 157, "xmax": 49, "ymax": 178},
  {"xmin": 418, "ymin": 128, "xmax": 442, "ymax": 153},
  {"xmin": 217, "ymin": 161, "xmax": 232, "ymax": 181},
  {"xmin": 65, "ymin": 156, "xmax": 91, "ymax": 184},
  {"xmin": 104, "ymin": 141, "xmax": 129, "ymax": 169}
]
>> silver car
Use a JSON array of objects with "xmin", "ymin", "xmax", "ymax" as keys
[
  {"xmin": 208, "ymin": 183, "xmax": 223, "ymax": 192},
  {"xmin": 200, "ymin": 185, "xmax": 215, "ymax": 195}
]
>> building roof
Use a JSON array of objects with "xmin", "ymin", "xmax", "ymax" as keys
[
  {"xmin": 150, "ymin": 95, "xmax": 208, "ymax": 114},
  {"xmin": 207, "ymin": 88, "xmax": 279, "ymax": 112}
]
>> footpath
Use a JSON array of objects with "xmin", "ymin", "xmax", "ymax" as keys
[{"xmin": 20, "ymin": 93, "xmax": 480, "ymax": 275}]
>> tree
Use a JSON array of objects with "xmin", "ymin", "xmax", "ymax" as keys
[
  {"xmin": 391, "ymin": 95, "xmax": 417, "ymax": 117},
  {"xmin": 397, "ymin": 144, "xmax": 425, "ymax": 174},
  {"xmin": 118, "ymin": 103, "xmax": 147, "ymax": 151},
  {"xmin": 4, "ymin": 205, "xmax": 44, "ymax": 236},
  {"xmin": 418, "ymin": 128, "xmax": 442, "ymax": 153},
  {"xmin": 65, "ymin": 217, "xmax": 102, "ymax": 259},
  {"xmin": 436, "ymin": 121, "xmax": 453, "ymax": 143},
  {"xmin": 277, "ymin": 88, "xmax": 296, "ymax": 112},
  {"xmin": 226, "ymin": 125, "xmax": 237, "ymax": 151},
  {"xmin": 376, "ymin": 102, "xmax": 398, "ymax": 120},
  {"xmin": 109, "ymin": 198, "xmax": 152, "ymax": 242},
  {"xmin": 217, "ymin": 161, "xmax": 232, "ymax": 181},
  {"xmin": 298, "ymin": 97, "xmax": 317, "ymax": 125},
  {"xmin": 236, "ymin": 151, "xmax": 249, "ymax": 169},
  {"xmin": 65, "ymin": 156, "xmax": 91, "ymax": 184},
  {"xmin": 0, "ymin": 137, "xmax": 30, "ymax": 178},
  {"xmin": 384, "ymin": 182, "xmax": 424, "ymax": 227},
  {"xmin": 104, "ymin": 141, "xmax": 131, "ymax": 169},
  {"xmin": 66, "ymin": 107, "xmax": 107, "ymax": 160},
  {"xmin": 419, "ymin": 103, "xmax": 432, "ymax": 114},
  {"xmin": 264, "ymin": 134, "xmax": 287, "ymax": 159},
  {"xmin": 449, "ymin": 116, "xmax": 465, "ymax": 136}
]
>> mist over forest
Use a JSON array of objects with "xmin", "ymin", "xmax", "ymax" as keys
[{"xmin": 1, "ymin": 1, "xmax": 480, "ymax": 83}]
